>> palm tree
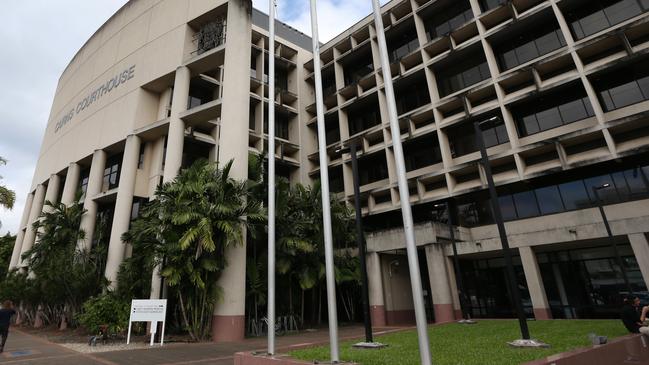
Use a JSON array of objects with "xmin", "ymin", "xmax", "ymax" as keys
[
  {"xmin": 0, "ymin": 157, "xmax": 16, "ymax": 229},
  {"xmin": 23, "ymin": 195, "xmax": 107, "ymax": 327},
  {"xmin": 123, "ymin": 159, "xmax": 264, "ymax": 341}
]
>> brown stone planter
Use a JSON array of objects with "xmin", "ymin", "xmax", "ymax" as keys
[{"xmin": 523, "ymin": 334, "xmax": 649, "ymax": 365}]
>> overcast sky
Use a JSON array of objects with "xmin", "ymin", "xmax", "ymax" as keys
[{"xmin": 0, "ymin": 0, "xmax": 386, "ymax": 235}]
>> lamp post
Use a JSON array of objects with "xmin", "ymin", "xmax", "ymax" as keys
[
  {"xmin": 591, "ymin": 184, "xmax": 632, "ymax": 294},
  {"xmin": 335, "ymin": 140, "xmax": 377, "ymax": 346},
  {"xmin": 473, "ymin": 116, "xmax": 537, "ymax": 345},
  {"xmin": 433, "ymin": 201, "xmax": 474, "ymax": 324}
]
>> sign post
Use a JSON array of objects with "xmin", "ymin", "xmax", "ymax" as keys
[{"xmin": 127, "ymin": 299, "xmax": 167, "ymax": 346}]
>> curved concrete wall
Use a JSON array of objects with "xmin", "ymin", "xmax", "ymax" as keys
[{"xmin": 32, "ymin": 0, "xmax": 230, "ymax": 190}]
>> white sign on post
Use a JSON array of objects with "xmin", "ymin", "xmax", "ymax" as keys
[{"xmin": 127, "ymin": 299, "xmax": 167, "ymax": 346}]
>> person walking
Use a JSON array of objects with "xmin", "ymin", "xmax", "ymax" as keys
[{"xmin": 0, "ymin": 300, "xmax": 16, "ymax": 352}]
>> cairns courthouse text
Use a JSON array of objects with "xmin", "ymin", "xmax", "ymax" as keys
[{"xmin": 55, "ymin": 65, "xmax": 136, "ymax": 133}]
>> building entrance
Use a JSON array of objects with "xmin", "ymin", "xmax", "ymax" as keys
[
  {"xmin": 459, "ymin": 252, "xmax": 532, "ymax": 319},
  {"xmin": 537, "ymin": 242, "xmax": 647, "ymax": 319}
]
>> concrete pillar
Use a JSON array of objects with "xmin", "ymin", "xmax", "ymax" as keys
[
  {"xmin": 8, "ymin": 193, "xmax": 34, "ymax": 271},
  {"xmin": 445, "ymin": 256, "xmax": 463, "ymax": 319},
  {"xmin": 60, "ymin": 163, "xmax": 81, "ymax": 206},
  {"xmin": 157, "ymin": 88, "xmax": 172, "ymax": 121},
  {"xmin": 629, "ymin": 233, "xmax": 649, "ymax": 289},
  {"xmin": 211, "ymin": 0, "xmax": 251, "ymax": 342},
  {"xmin": 519, "ymin": 246, "xmax": 552, "ymax": 320},
  {"xmin": 162, "ymin": 67, "xmax": 190, "ymax": 183},
  {"xmin": 104, "ymin": 135, "xmax": 141, "ymax": 288},
  {"xmin": 148, "ymin": 136, "xmax": 166, "ymax": 300},
  {"xmin": 42, "ymin": 174, "xmax": 62, "ymax": 210},
  {"xmin": 18, "ymin": 184, "xmax": 46, "ymax": 267},
  {"xmin": 367, "ymin": 252, "xmax": 386, "ymax": 326},
  {"xmin": 425, "ymin": 244, "xmax": 455, "ymax": 323},
  {"xmin": 149, "ymin": 89, "xmax": 174, "ymax": 299},
  {"xmin": 79, "ymin": 150, "xmax": 107, "ymax": 252}
]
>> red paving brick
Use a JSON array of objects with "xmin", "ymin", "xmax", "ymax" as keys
[{"xmin": 0, "ymin": 325, "xmax": 408, "ymax": 365}]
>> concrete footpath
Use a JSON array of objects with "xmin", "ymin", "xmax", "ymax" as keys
[{"xmin": 0, "ymin": 325, "xmax": 405, "ymax": 365}]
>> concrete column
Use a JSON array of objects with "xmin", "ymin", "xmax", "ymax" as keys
[
  {"xmin": 104, "ymin": 135, "xmax": 141, "ymax": 288},
  {"xmin": 18, "ymin": 184, "xmax": 46, "ymax": 267},
  {"xmin": 425, "ymin": 244, "xmax": 455, "ymax": 323},
  {"xmin": 79, "ymin": 150, "xmax": 107, "ymax": 252},
  {"xmin": 519, "ymin": 246, "xmax": 552, "ymax": 320},
  {"xmin": 157, "ymin": 88, "xmax": 173, "ymax": 121},
  {"xmin": 8, "ymin": 193, "xmax": 34, "ymax": 271},
  {"xmin": 211, "ymin": 0, "xmax": 251, "ymax": 343},
  {"xmin": 148, "ymin": 136, "xmax": 166, "ymax": 300},
  {"xmin": 367, "ymin": 251, "xmax": 386, "ymax": 326},
  {"xmin": 43, "ymin": 174, "xmax": 62, "ymax": 210},
  {"xmin": 445, "ymin": 256, "xmax": 463, "ymax": 319},
  {"xmin": 149, "ymin": 88, "xmax": 173, "ymax": 299},
  {"xmin": 148, "ymin": 137, "xmax": 166, "ymax": 196},
  {"xmin": 629, "ymin": 233, "xmax": 649, "ymax": 289},
  {"xmin": 162, "ymin": 67, "xmax": 190, "ymax": 183},
  {"xmin": 60, "ymin": 163, "xmax": 81, "ymax": 206}
]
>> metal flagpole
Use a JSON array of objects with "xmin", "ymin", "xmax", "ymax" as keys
[
  {"xmin": 267, "ymin": 0, "xmax": 277, "ymax": 356},
  {"xmin": 370, "ymin": 0, "xmax": 432, "ymax": 363},
  {"xmin": 309, "ymin": 1, "xmax": 340, "ymax": 362}
]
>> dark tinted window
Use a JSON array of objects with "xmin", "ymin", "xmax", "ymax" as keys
[
  {"xmin": 495, "ymin": 21, "xmax": 565, "ymax": 71},
  {"xmin": 592, "ymin": 61, "xmax": 649, "ymax": 111},
  {"xmin": 498, "ymin": 195, "xmax": 517, "ymax": 221},
  {"xmin": 565, "ymin": 0, "xmax": 646, "ymax": 40},
  {"xmin": 512, "ymin": 83, "xmax": 594, "ymax": 137},
  {"xmin": 558, "ymin": 180, "xmax": 590, "ymax": 210},
  {"xmin": 424, "ymin": 1, "xmax": 474, "ymax": 40},
  {"xmin": 437, "ymin": 52, "xmax": 491, "ymax": 97},
  {"xmin": 513, "ymin": 191, "xmax": 540, "ymax": 218},
  {"xmin": 535, "ymin": 186, "xmax": 565, "ymax": 215},
  {"xmin": 358, "ymin": 152, "xmax": 389, "ymax": 185}
]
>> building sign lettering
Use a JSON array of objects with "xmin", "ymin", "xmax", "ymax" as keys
[{"xmin": 54, "ymin": 65, "xmax": 136, "ymax": 133}]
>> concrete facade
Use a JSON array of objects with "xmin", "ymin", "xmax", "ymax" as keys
[{"xmin": 10, "ymin": 0, "xmax": 649, "ymax": 338}]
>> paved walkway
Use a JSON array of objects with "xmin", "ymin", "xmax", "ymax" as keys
[{"xmin": 0, "ymin": 325, "xmax": 406, "ymax": 365}]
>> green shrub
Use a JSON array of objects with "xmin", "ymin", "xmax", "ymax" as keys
[{"xmin": 76, "ymin": 294, "xmax": 130, "ymax": 334}]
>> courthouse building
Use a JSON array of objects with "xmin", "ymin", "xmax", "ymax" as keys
[{"xmin": 9, "ymin": 0, "xmax": 649, "ymax": 340}]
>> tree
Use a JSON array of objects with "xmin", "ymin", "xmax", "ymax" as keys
[
  {"xmin": 19, "ymin": 195, "xmax": 107, "ymax": 327},
  {"xmin": 122, "ymin": 159, "xmax": 264, "ymax": 341},
  {"xmin": 0, "ymin": 233, "xmax": 16, "ymax": 279},
  {"xmin": 0, "ymin": 157, "xmax": 16, "ymax": 229},
  {"xmin": 246, "ymin": 152, "xmax": 358, "ymax": 327}
]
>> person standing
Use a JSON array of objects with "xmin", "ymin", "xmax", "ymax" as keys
[{"xmin": 0, "ymin": 300, "xmax": 16, "ymax": 352}]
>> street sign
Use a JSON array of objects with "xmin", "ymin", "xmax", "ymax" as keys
[{"xmin": 126, "ymin": 299, "xmax": 167, "ymax": 346}]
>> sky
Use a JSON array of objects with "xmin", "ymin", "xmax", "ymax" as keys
[{"xmin": 0, "ymin": 0, "xmax": 387, "ymax": 235}]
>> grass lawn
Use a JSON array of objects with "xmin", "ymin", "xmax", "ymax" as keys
[{"xmin": 290, "ymin": 320, "xmax": 628, "ymax": 365}]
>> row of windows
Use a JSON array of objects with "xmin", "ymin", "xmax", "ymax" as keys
[
  {"xmin": 389, "ymin": 30, "xmax": 420, "ymax": 63},
  {"xmin": 593, "ymin": 61, "xmax": 649, "ymax": 112},
  {"xmin": 424, "ymin": 1, "xmax": 474, "ymax": 41},
  {"xmin": 357, "ymin": 152, "xmax": 389, "ymax": 185},
  {"xmin": 513, "ymin": 85, "xmax": 595, "ymax": 137},
  {"xmin": 566, "ymin": 0, "xmax": 649, "ymax": 40},
  {"xmin": 348, "ymin": 105, "xmax": 381, "ymax": 136},
  {"xmin": 437, "ymin": 56, "xmax": 491, "ymax": 97},
  {"xmin": 457, "ymin": 163, "xmax": 649, "ymax": 226},
  {"xmin": 496, "ymin": 27, "xmax": 566, "ymax": 71},
  {"xmin": 321, "ymin": 56, "xmax": 649, "ymax": 151}
]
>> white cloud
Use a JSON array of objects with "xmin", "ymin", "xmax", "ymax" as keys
[
  {"xmin": 252, "ymin": 0, "xmax": 386, "ymax": 43},
  {"xmin": 0, "ymin": 0, "xmax": 129, "ymax": 235},
  {"xmin": 0, "ymin": 0, "xmax": 386, "ymax": 234}
]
